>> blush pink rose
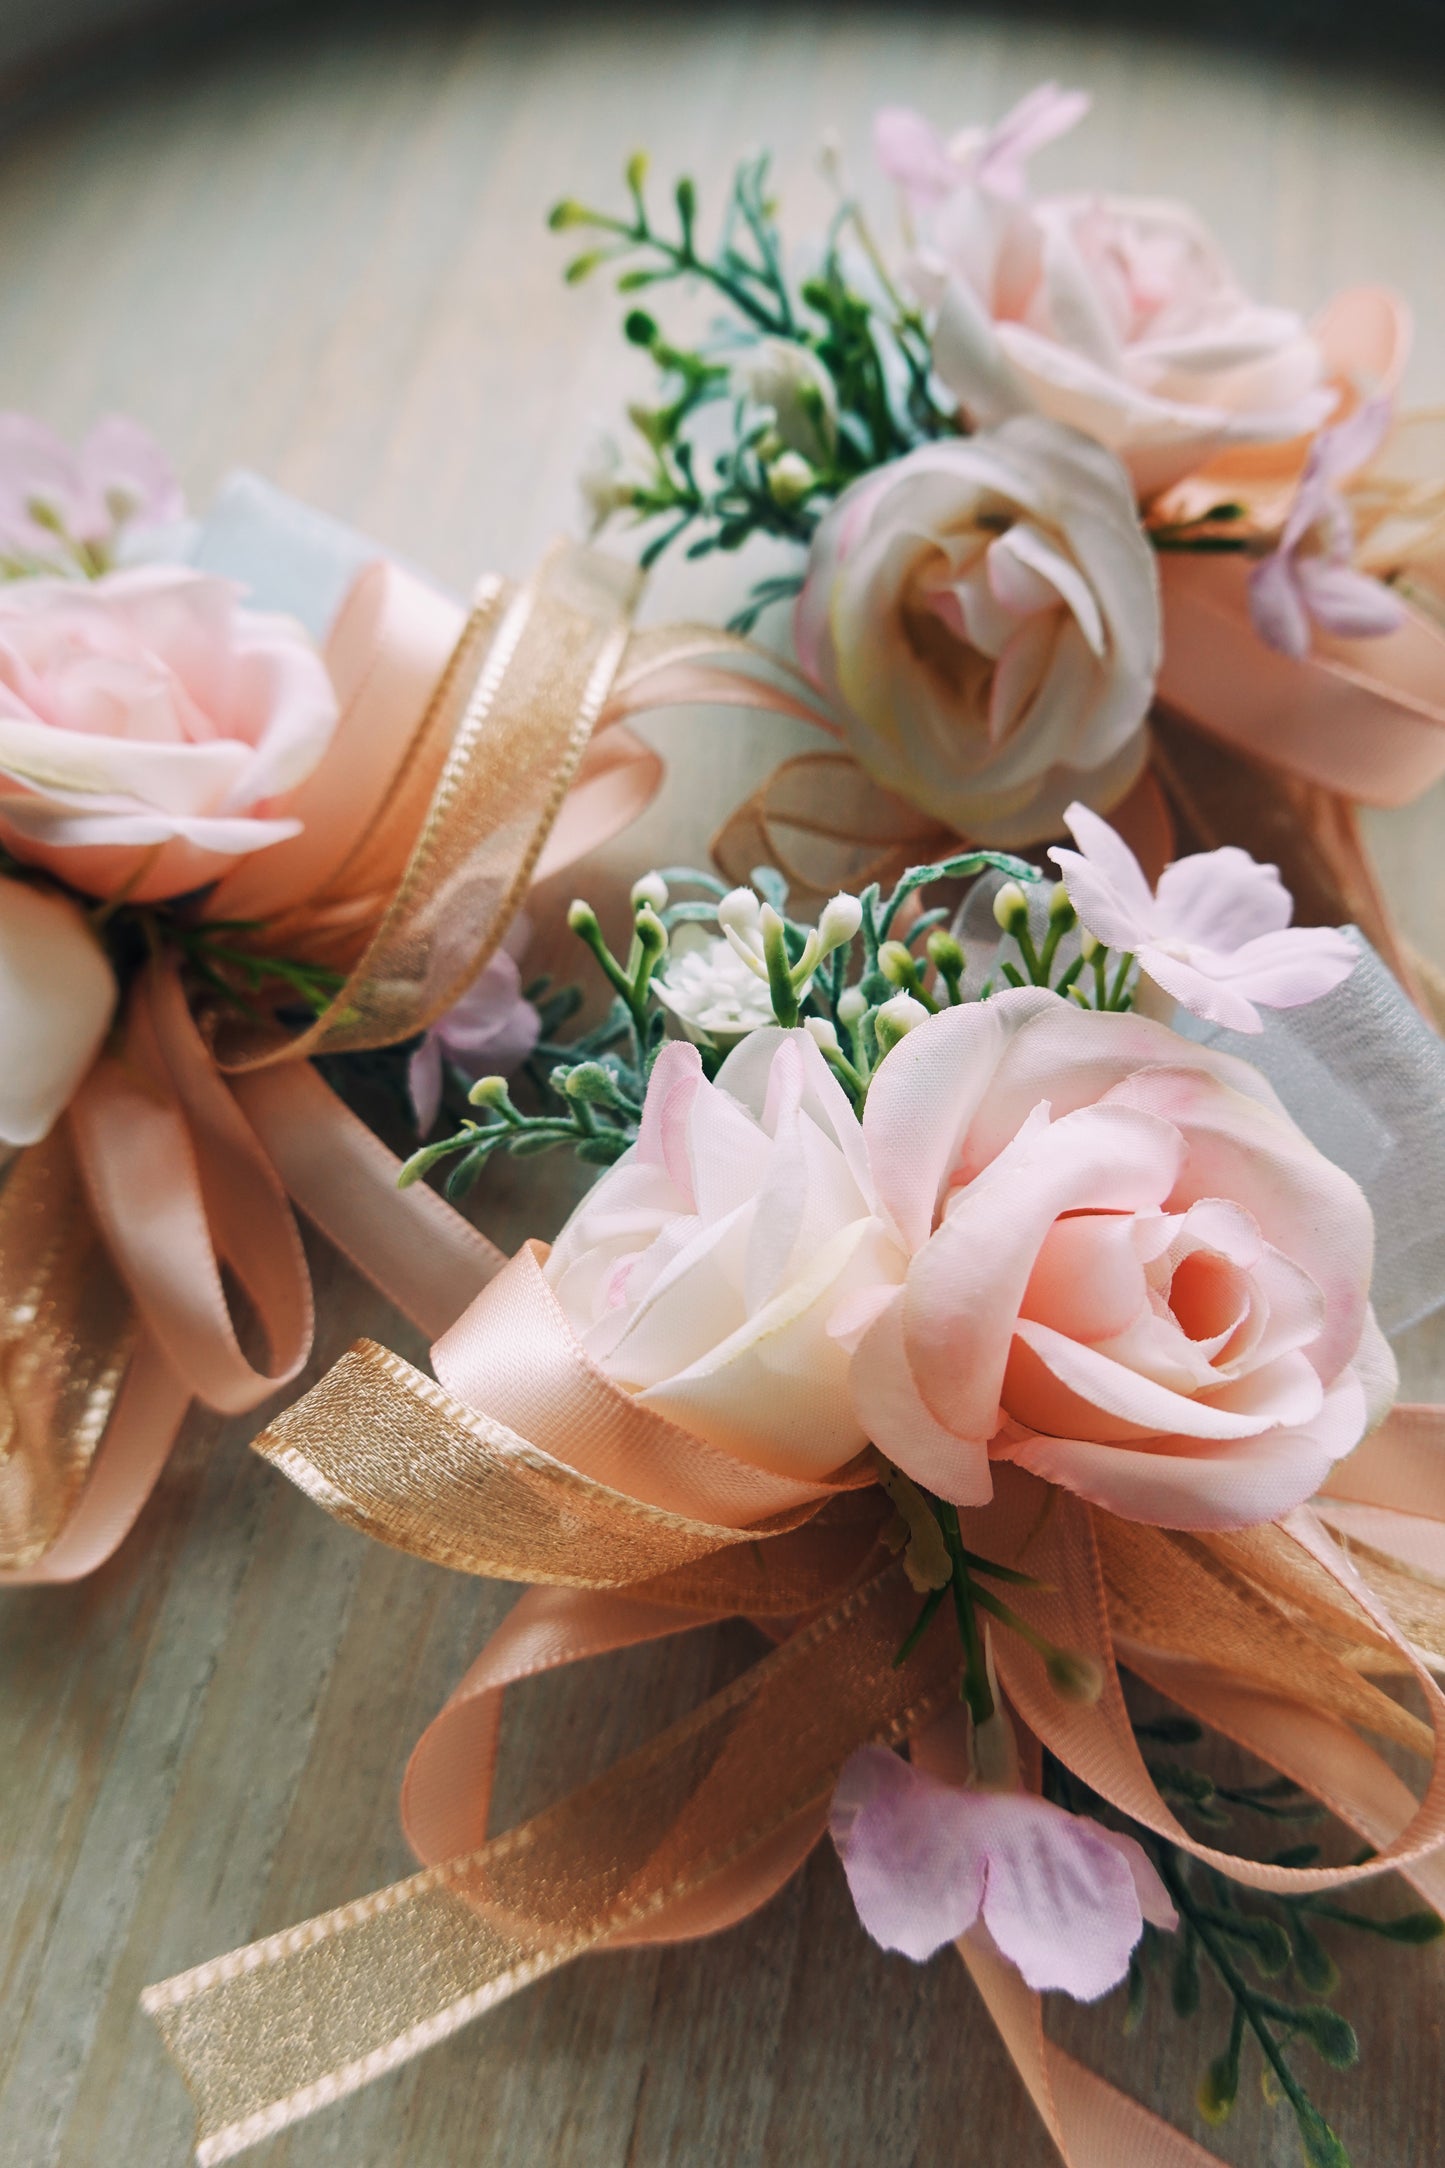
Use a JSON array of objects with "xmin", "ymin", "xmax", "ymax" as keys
[
  {"xmin": 845, "ymin": 989, "xmax": 1393, "ymax": 1530},
  {"xmin": 794, "ymin": 418, "xmax": 1159, "ymax": 846},
  {"xmin": 0, "ymin": 566, "xmax": 339, "ymax": 904}
]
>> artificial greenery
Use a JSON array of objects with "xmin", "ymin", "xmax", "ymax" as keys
[
  {"xmin": 552, "ymin": 151, "xmax": 1250, "ymax": 632},
  {"xmin": 397, "ymin": 849, "xmax": 1156, "ymax": 1195},
  {"xmin": 1051, "ymin": 1717, "xmax": 1444, "ymax": 2168}
]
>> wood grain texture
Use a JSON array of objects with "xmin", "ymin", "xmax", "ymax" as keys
[{"xmin": 2, "ymin": 9, "xmax": 1444, "ymax": 2164}]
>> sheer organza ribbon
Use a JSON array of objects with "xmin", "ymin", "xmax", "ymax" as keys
[
  {"xmin": 143, "ymin": 1241, "xmax": 1445, "ymax": 2166},
  {"xmin": 0, "ymin": 547, "xmax": 817, "ymax": 1583}
]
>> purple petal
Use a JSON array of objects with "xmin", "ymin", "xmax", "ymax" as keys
[
  {"xmin": 966, "ymin": 1790, "xmax": 1156, "ymax": 1999},
  {"xmin": 1314, "ymin": 394, "xmax": 1394, "ymax": 488},
  {"xmin": 975, "ymin": 83, "xmax": 1090, "ymax": 200},
  {"xmin": 1154, "ymin": 844, "xmax": 1292, "ymax": 948},
  {"xmin": 831, "ymin": 1747, "xmax": 986, "ymax": 1961},
  {"xmin": 80, "ymin": 414, "xmax": 185, "ymax": 537},
  {"xmin": 832, "ymin": 1751, "xmax": 1169, "ymax": 1997},
  {"xmin": 1199, "ymin": 924, "xmax": 1359, "ymax": 1012},
  {"xmin": 1094, "ymin": 1826, "xmax": 1178, "ymax": 1931},
  {"xmin": 0, "ymin": 413, "xmax": 81, "ymax": 552},
  {"xmin": 1295, "ymin": 559, "xmax": 1407, "ymax": 643},
  {"xmin": 873, "ymin": 107, "xmax": 954, "ymax": 201},
  {"xmin": 1248, "ymin": 551, "xmax": 1312, "ymax": 660},
  {"xmin": 432, "ymin": 950, "xmax": 542, "ymax": 1075},
  {"xmin": 1136, "ymin": 945, "xmax": 1265, "ymax": 1033},
  {"xmin": 408, "ymin": 1034, "xmax": 445, "ymax": 1133},
  {"xmin": 1048, "ymin": 803, "xmax": 1156, "ymax": 952}
]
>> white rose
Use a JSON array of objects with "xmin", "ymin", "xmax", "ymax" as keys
[
  {"xmin": 793, "ymin": 417, "xmax": 1160, "ymax": 845},
  {"xmin": 0, "ymin": 875, "xmax": 117, "ymax": 1145},
  {"xmin": 544, "ymin": 1031, "xmax": 904, "ymax": 1480}
]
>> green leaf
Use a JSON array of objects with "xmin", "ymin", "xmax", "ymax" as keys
[
  {"xmin": 564, "ymin": 251, "xmax": 608, "ymax": 285},
  {"xmin": 1332, "ymin": 1905, "xmax": 1444, "ymax": 1945},
  {"xmin": 576, "ymin": 1134, "xmax": 632, "ymax": 1165},
  {"xmin": 1197, "ymin": 2046, "xmax": 1240, "ymax": 2125},
  {"xmin": 1215, "ymin": 1915, "xmax": 1291, "ymax": 1980},
  {"xmin": 1292, "ymin": 2006, "xmax": 1359, "ymax": 2070},
  {"xmin": 395, "ymin": 1129, "xmax": 481, "ymax": 1187},
  {"xmin": 1271, "ymin": 1843, "xmax": 1321, "ymax": 1870},
  {"xmin": 1297, "ymin": 2103, "xmax": 1353, "ymax": 2168},
  {"xmin": 560, "ymin": 1061, "xmax": 637, "ymax": 1112},
  {"xmin": 1376, "ymin": 1909, "xmax": 1445, "ymax": 1944},
  {"xmin": 1289, "ymin": 1918, "xmax": 1340, "ymax": 1997}
]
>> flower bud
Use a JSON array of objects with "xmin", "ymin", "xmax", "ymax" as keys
[
  {"xmin": 992, "ymin": 880, "xmax": 1031, "ymax": 936},
  {"xmin": 468, "ymin": 1074, "xmax": 511, "ymax": 1108},
  {"xmin": 836, "ymin": 985, "xmax": 868, "ymax": 1027},
  {"xmin": 567, "ymin": 898, "xmax": 600, "ymax": 936},
  {"xmin": 1079, "ymin": 928, "xmax": 1103, "ymax": 962},
  {"xmin": 878, "ymin": 940, "xmax": 915, "ymax": 986},
  {"xmin": 717, "ymin": 886, "xmax": 761, "ymax": 939},
  {"xmin": 803, "ymin": 1015, "xmax": 840, "ymax": 1056},
  {"xmin": 634, "ymin": 906, "xmax": 667, "ymax": 960},
  {"xmin": 1048, "ymin": 881, "xmax": 1077, "ymax": 929},
  {"xmin": 1046, "ymin": 1650, "xmax": 1104, "ymax": 1704},
  {"xmin": 767, "ymin": 451, "xmax": 816, "ymax": 508},
  {"xmin": 874, "ymin": 991, "xmax": 929, "ymax": 1053},
  {"xmin": 817, "ymin": 891, "xmax": 863, "ymax": 953},
  {"xmin": 630, "ymin": 871, "xmax": 669, "ymax": 912},
  {"xmin": 926, "ymin": 928, "xmax": 966, "ymax": 984}
]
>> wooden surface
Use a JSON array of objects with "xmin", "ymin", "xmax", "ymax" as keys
[{"xmin": 3, "ymin": 9, "xmax": 1445, "ymax": 2164}]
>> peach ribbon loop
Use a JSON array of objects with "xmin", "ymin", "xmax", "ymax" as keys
[
  {"xmin": 142, "ymin": 1244, "xmax": 1445, "ymax": 2167},
  {"xmin": 0, "ymin": 544, "xmax": 829, "ymax": 1585}
]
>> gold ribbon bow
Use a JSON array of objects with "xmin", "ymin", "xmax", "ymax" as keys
[
  {"xmin": 143, "ymin": 1243, "xmax": 1445, "ymax": 2166},
  {"xmin": 0, "ymin": 543, "xmax": 814, "ymax": 1583}
]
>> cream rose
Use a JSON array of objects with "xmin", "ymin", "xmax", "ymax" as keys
[
  {"xmin": 544, "ymin": 1031, "xmax": 904, "ymax": 1481},
  {"xmin": 0, "ymin": 566, "xmax": 339, "ymax": 903},
  {"xmin": 0, "ymin": 874, "xmax": 117, "ymax": 1144},
  {"xmin": 930, "ymin": 194, "xmax": 1337, "ymax": 501},
  {"xmin": 846, "ymin": 989, "xmax": 1392, "ymax": 1530},
  {"xmin": 794, "ymin": 418, "xmax": 1159, "ymax": 846}
]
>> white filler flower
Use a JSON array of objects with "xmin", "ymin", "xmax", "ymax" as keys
[{"xmin": 654, "ymin": 936, "xmax": 780, "ymax": 1047}]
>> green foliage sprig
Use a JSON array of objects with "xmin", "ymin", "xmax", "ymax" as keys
[
  {"xmin": 1052, "ymin": 1718, "xmax": 1444, "ymax": 2168},
  {"xmin": 552, "ymin": 150, "xmax": 956, "ymax": 627},
  {"xmin": 555, "ymin": 150, "xmax": 1256, "ymax": 631}
]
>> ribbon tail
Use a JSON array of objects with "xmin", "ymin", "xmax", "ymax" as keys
[
  {"xmin": 0, "ymin": 1330, "xmax": 189, "ymax": 1586},
  {"xmin": 967, "ymin": 1469, "xmax": 1445, "ymax": 1899},
  {"xmin": 142, "ymin": 1559, "xmax": 960, "ymax": 2164},
  {"xmin": 231, "ymin": 1064, "xmax": 503, "ymax": 1341},
  {"xmin": 959, "ymin": 1935, "xmax": 1225, "ymax": 2168}
]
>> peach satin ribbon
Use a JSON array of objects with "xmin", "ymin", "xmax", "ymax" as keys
[
  {"xmin": 0, "ymin": 547, "xmax": 879, "ymax": 1585},
  {"xmin": 144, "ymin": 1242, "xmax": 1445, "ymax": 2166}
]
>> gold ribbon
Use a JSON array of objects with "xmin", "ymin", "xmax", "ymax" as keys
[
  {"xmin": 0, "ymin": 544, "xmax": 818, "ymax": 1582},
  {"xmin": 142, "ymin": 1243, "xmax": 1445, "ymax": 2166}
]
